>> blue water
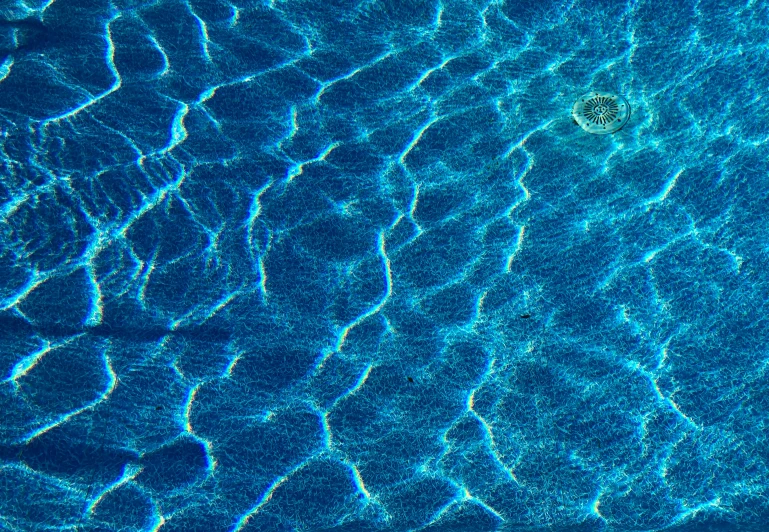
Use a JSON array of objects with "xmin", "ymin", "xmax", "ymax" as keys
[{"xmin": 1, "ymin": 0, "xmax": 768, "ymax": 530}]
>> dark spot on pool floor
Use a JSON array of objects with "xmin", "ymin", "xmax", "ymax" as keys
[
  {"xmin": 520, "ymin": 314, "xmax": 531, "ymax": 319},
  {"xmin": 407, "ymin": 376, "xmax": 414, "ymax": 383}
]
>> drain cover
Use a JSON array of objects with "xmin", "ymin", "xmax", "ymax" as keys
[{"xmin": 572, "ymin": 91, "xmax": 630, "ymax": 134}]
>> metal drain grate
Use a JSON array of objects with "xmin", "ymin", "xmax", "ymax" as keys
[{"xmin": 572, "ymin": 91, "xmax": 630, "ymax": 135}]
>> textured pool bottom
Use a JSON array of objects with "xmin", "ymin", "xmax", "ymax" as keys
[{"xmin": 2, "ymin": 0, "xmax": 769, "ymax": 530}]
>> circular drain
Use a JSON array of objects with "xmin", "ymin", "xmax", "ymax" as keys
[{"xmin": 572, "ymin": 91, "xmax": 630, "ymax": 134}]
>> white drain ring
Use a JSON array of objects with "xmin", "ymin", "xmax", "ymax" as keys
[{"xmin": 572, "ymin": 91, "xmax": 630, "ymax": 135}]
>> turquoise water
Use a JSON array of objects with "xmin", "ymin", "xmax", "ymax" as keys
[{"xmin": 1, "ymin": 0, "xmax": 768, "ymax": 530}]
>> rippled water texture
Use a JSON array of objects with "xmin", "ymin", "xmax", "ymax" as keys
[{"xmin": 2, "ymin": 0, "xmax": 769, "ymax": 530}]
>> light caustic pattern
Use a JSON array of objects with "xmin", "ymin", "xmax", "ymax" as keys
[{"xmin": 1, "ymin": 0, "xmax": 769, "ymax": 530}]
